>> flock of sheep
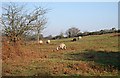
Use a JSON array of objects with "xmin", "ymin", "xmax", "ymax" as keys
[
  {"xmin": 39, "ymin": 40, "xmax": 51, "ymax": 44},
  {"xmin": 38, "ymin": 36, "xmax": 82, "ymax": 51}
]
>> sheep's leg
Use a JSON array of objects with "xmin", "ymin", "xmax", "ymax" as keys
[
  {"xmin": 56, "ymin": 47, "xmax": 59, "ymax": 50},
  {"xmin": 64, "ymin": 46, "xmax": 66, "ymax": 50}
]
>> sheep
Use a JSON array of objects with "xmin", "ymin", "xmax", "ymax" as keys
[
  {"xmin": 72, "ymin": 38, "xmax": 77, "ymax": 41},
  {"xmin": 39, "ymin": 40, "xmax": 43, "ymax": 44},
  {"xmin": 46, "ymin": 40, "xmax": 50, "ymax": 44},
  {"xmin": 78, "ymin": 36, "xmax": 82, "ymax": 40},
  {"xmin": 56, "ymin": 43, "xmax": 66, "ymax": 50}
]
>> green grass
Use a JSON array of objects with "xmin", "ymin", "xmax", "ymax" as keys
[{"xmin": 2, "ymin": 33, "xmax": 120, "ymax": 76}]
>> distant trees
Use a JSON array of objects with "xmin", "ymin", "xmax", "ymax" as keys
[
  {"xmin": 66, "ymin": 27, "xmax": 80, "ymax": 38},
  {"xmin": 44, "ymin": 35, "xmax": 53, "ymax": 39},
  {"xmin": 77, "ymin": 28, "xmax": 119, "ymax": 37},
  {"xmin": 25, "ymin": 33, "xmax": 43, "ymax": 41},
  {"xmin": 25, "ymin": 27, "xmax": 119, "ymax": 40},
  {"xmin": 59, "ymin": 32, "xmax": 64, "ymax": 39},
  {"xmin": 52, "ymin": 32, "xmax": 65, "ymax": 39},
  {"xmin": 1, "ymin": 3, "xmax": 48, "ymax": 43}
]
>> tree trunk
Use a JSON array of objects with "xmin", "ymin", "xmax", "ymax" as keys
[{"xmin": 37, "ymin": 30, "xmax": 40, "ymax": 44}]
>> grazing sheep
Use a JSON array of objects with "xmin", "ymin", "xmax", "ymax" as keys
[
  {"xmin": 78, "ymin": 36, "xmax": 82, "ymax": 40},
  {"xmin": 39, "ymin": 40, "xmax": 43, "ymax": 44},
  {"xmin": 46, "ymin": 40, "xmax": 50, "ymax": 44},
  {"xmin": 72, "ymin": 38, "xmax": 77, "ymax": 41},
  {"xmin": 56, "ymin": 43, "xmax": 66, "ymax": 50}
]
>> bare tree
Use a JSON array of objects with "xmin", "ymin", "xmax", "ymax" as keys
[
  {"xmin": 66, "ymin": 27, "xmax": 80, "ymax": 38},
  {"xmin": 34, "ymin": 16, "xmax": 47, "ymax": 43},
  {"xmin": 1, "ymin": 3, "xmax": 48, "ymax": 44}
]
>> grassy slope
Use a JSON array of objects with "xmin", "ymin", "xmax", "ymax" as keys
[{"xmin": 2, "ymin": 33, "xmax": 120, "ymax": 76}]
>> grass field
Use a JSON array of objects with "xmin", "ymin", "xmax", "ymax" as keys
[{"xmin": 2, "ymin": 33, "xmax": 120, "ymax": 76}]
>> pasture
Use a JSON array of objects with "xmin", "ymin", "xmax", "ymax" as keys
[{"xmin": 2, "ymin": 33, "xmax": 120, "ymax": 76}]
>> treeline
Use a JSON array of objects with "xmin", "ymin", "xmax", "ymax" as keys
[
  {"xmin": 2, "ymin": 27, "xmax": 119, "ymax": 41},
  {"xmin": 77, "ymin": 28, "xmax": 120, "ymax": 37},
  {"xmin": 51, "ymin": 28, "xmax": 120, "ymax": 40}
]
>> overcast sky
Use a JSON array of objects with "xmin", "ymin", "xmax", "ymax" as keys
[{"xmin": 1, "ymin": 2, "xmax": 118, "ymax": 37}]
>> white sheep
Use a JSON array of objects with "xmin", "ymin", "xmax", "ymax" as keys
[
  {"xmin": 56, "ymin": 43, "xmax": 66, "ymax": 50},
  {"xmin": 78, "ymin": 36, "xmax": 82, "ymax": 40},
  {"xmin": 46, "ymin": 40, "xmax": 50, "ymax": 44},
  {"xmin": 39, "ymin": 40, "xmax": 43, "ymax": 44}
]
